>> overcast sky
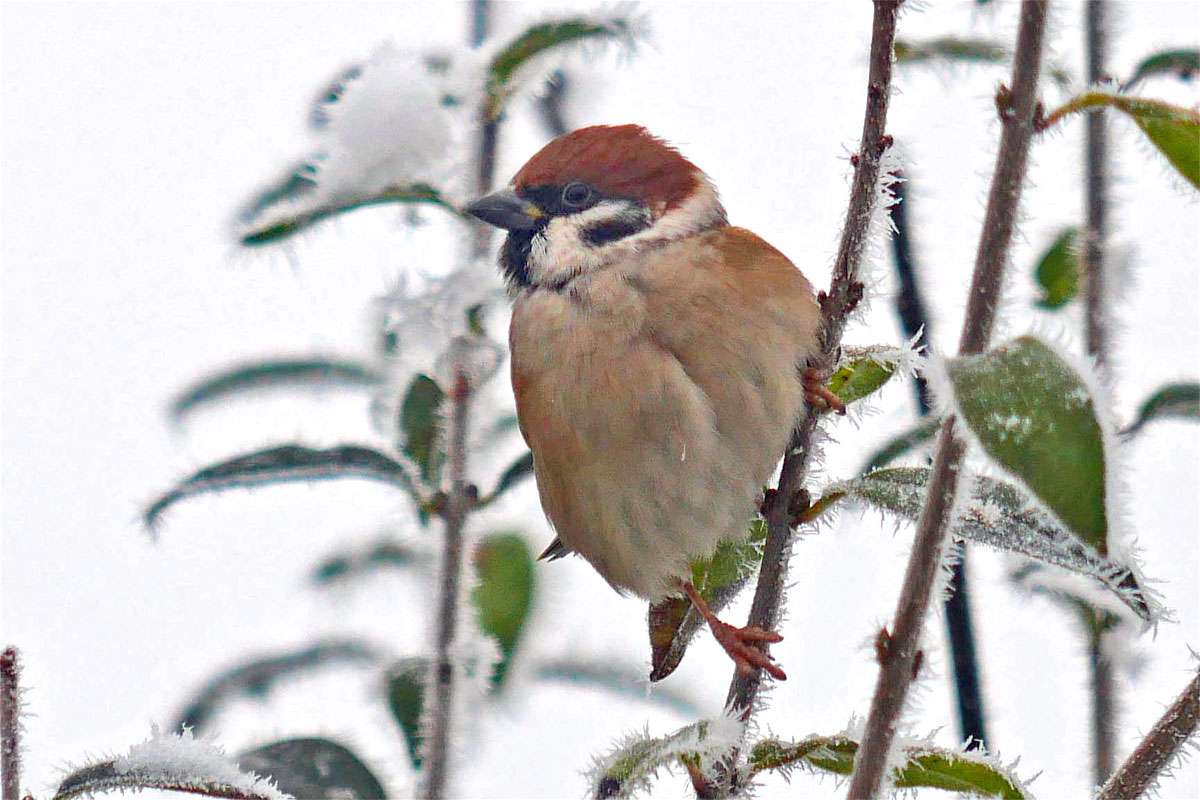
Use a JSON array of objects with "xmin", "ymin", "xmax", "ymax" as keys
[{"xmin": 3, "ymin": 2, "xmax": 1199, "ymax": 798}]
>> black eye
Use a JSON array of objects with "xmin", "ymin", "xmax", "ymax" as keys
[{"xmin": 561, "ymin": 182, "xmax": 593, "ymax": 209}]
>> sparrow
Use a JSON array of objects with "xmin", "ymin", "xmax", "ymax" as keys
[{"xmin": 466, "ymin": 125, "xmax": 835, "ymax": 681}]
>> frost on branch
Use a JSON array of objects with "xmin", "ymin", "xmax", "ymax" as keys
[
  {"xmin": 819, "ymin": 468, "xmax": 1158, "ymax": 621},
  {"xmin": 747, "ymin": 731, "xmax": 1032, "ymax": 799},
  {"xmin": 54, "ymin": 726, "xmax": 290, "ymax": 800},
  {"xmin": 587, "ymin": 715, "xmax": 745, "ymax": 799}
]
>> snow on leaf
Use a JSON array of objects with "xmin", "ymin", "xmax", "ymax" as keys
[
  {"xmin": 588, "ymin": 716, "xmax": 745, "ymax": 799},
  {"xmin": 145, "ymin": 444, "xmax": 420, "ymax": 531},
  {"xmin": 1123, "ymin": 382, "xmax": 1200, "ymax": 436},
  {"xmin": 821, "ymin": 468, "xmax": 1155, "ymax": 620},
  {"xmin": 945, "ymin": 336, "xmax": 1109, "ymax": 555},
  {"xmin": 237, "ymin": 44, "xmax": 466, "ymax": 245},
  {"xmin": 237, "ymin": 738, "xmax": 386, "ymax": 800},
  {"xmin": 169, "ymin": 357, "xmax": 382, "ymax": 423},
  {"xmin": 1032, "ymin": 227, "xmax": 1080, "ymax": 309},
  {"xmin": 748, "ymin": 734, "xmax": 1031, "ymax": 798},
  {"xmin": 55, "ymin": 726, "xmax": 291, "ymax": 800}
]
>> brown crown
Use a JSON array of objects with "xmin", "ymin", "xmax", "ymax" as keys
[{"xmin": 511, "ymin": 125, "xmax": 702, "ymax": 215}]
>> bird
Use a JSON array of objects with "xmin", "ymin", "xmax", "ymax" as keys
[{"xmin": 465, "ymin": 124, "xmax": 837, "ymax": 681}]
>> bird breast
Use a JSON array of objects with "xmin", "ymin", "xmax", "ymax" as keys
[{"xmin": 509, "ymin": 226, "xmax": 821, "ymax": 600}]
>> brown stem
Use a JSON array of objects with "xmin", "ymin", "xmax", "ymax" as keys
[
  {"xmin": 419, "ymin": 372, "xmax": 473, "ymax": 800},
  {"xmin": 1083, "ymin": 1, "xmax": 1118, "ymax": 785},
  {"xmin": 846, "ymin": 3, "xmax": 1049, "ymax": 798},
  {"xmin": 1097, "ymin": 669, "xmax": 1200, "ymax": 800},
  {"xmin": 1, "ymin": 647, "xmax": 19, "ymax": 800},
  {"xmin": 717, "ymin": 0, "xmax": 901, "ymax": 785}
]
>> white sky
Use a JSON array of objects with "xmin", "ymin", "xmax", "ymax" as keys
[{"xmin": 3, "ymin": 1, "xmax": 1199, "ymax": 798}]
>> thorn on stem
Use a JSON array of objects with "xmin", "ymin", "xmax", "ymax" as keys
[
  {"xmin": 911, "ymin": 649, "xmax": 925, "ymax": 680},
  {"xmin": 759, "ymin": 488, "xmax": 778, "ymax": 517},
  {"xmin": 1033, "ymin": 100, "xmax": 1049, "ymax": 132},
  {"xmin": 845, "ymin": 281, "xmax": 865, "ymax": 313},
  {"xmin": 995, "ymin": 83, "xmax": 1016, "ymax": 120},
  {"xmin": 877, "ymin": 133, "xmax": 894, "ymax": 156},
  {"xmin": 874, "ymin": 627, "xmax": 892, "ymax": 664},
  {"xmin": 786, "ymin": 488, "xmax": 812, "ymax": 523}
]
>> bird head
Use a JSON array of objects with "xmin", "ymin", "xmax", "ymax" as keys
[{"xmin": 465, "ymin": 125, "xmax": 727, "ymax": 289}]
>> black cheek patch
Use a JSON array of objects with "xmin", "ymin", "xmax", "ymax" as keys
[
  {"xmin": 500, "ymin": 229, "xmax": 535, "ymax": 287},
  {"xmin": 582, "ymin": 213, "xmax": 651, "ymax": 246}
]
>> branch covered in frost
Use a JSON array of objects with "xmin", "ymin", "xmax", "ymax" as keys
[
  {"xmin": 1, "ymin": 647, "xmax": 20, "ymax": 800},
  {"xmin": 418, "ymin": 370, "xmax": 474, "ymax": 800},
  {"xmin": 54, "ymin": 728, "xmax": 290, "ymax": 800},
  {"xmin": 721, "ymin": 0, "xmax": 901, "ymax": 734},
  {"xmin": 1097, "ymin": 668, "xmax": 1200, "ymax": 800},
  {"xmin": 848, "ymin": 4, "xmax": 1049, "ymax": 798}
]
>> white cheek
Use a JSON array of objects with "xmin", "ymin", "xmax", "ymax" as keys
[{"xmin": 527, "ymin": 204, "xmax": 622, "ymax": 286}]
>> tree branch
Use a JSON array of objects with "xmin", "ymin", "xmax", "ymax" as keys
[
  {"xmin": 1, "ymin": 647, "xmax": 20, "ymax": 800},
  {"xmin": 846, "ymin": 3, "xmax": 1049, "ymax": 797},
  {"xmin": 1097, "ymin": 668, "xmax": 1200, "ymax": 800},
  {"xmin": 723, "ymin": 0, "xmax": 901, "ymax": 733},
  {"xmin": 889, "ymin": 170, "xmax": 989, "ymax": 750},
  {"xmin": 1083, "ymin": 1, "xmax": 1117, "ymax": 783},
  {"xmin": 418, "ymin": 372, "xmax": 473, "ymax": 800}
]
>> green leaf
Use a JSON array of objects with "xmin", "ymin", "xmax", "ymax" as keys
[
  {"xmin": 859, "ymin": 417, "xmax": 940, "ymax": 473},
  {"xmin": 1033, "ymin": 227, "xmax": 1080, "ymax": 309},
  {"xmin": 1043, "ymin": 93, "xmax": 1200, "ymax": 189},
  {"xmin": 240, "ymin": 182, "xmax": 458, "ymax": 246},
  {"xmin": 54, "ymin": 731, "xmax": 283, "ymax": 800},
  {"xmin": 310, "ymin": 539, "xmax": 422, "ymax": 586},
  {"xmin": 535, "ymin": 660, "xmax": 699, "ymax": 716},
  {"xmin": 170, "ymin": 357, "xmax": 382, "ymax": 423},
  {"xmin": 472, "ymin": 533, "xmax": 535, "ymax": 688},
  {"xmin": 174, "ymin": 640, "xmax": 378, "ymax": 733},
  {"xmin": 822, "ymin": 467, "xmax": 1153, "ymax": 620},
  {"xmin": 749, "ymin": 736, "xmax": 1028, "ymax": 798},
  {"xmin": 145, "ymin": 444, "xmax": 419, "ymax": 530},
  {"xmin": 590, "ymin": 718, "xmax": 741, "ymax": 799},
  {"xmin": 828, "ymin": 346, "xmax": 906, "ymax": 406},
  {"xmin": 894, "ymin": 37, "xmax": 1007, "ymax": 65},
  {"xmin": 1123, "ymin": 48, "xmax": 1199, "ymax": 90},
  {"xmin": 1124, "ymin": 382, "xmax": 1200, "ymax": 435},
  {"xmin": 479, "ymin": 451, "xmax": 535, "ymax": 505},
  {"xmin": 486, "ymin": 16, "xmax": 637, "ymax": 120},
  {"xmin": 238, "ymin": 738, "xmax": 387, "ymax": 800},
  {"xmin": 400, "ymin": 374, "xmax": 445, "ymax": 484},
  {"xmin": 946, "ymin": 336, "xmax": 1108, "ymax": 554},
  {"xmin": 386, "ymin": 658, "xmax": 428, "ymax": 769},
  {"xmin": 650, "ymin": 520, "xmax": 767, "ymax": 681}
]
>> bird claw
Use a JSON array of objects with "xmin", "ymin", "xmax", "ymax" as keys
[
  {"xmin": 802, "ymin": 367, "xmax": 847, "ymax": 415},
  {"xmin": 708, "ymin": 618, "xmax": 787, "ymax": 681}
]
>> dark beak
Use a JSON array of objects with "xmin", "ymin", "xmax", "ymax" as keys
[{"xmin": 464, "ymin": 189, "xmax": 545, "ymax": 231}]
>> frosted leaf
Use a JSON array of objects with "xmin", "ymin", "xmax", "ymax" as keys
[
  {"xmin": 747, "ymin": 732, "xmax": 1033, "ymax": 798},
  {"xmin": 944, "ymin": 337, "xmax": 1109, "ymax": 555},
  {"xmin": 55, "ymin": 726, "xmax": 290, "ymax": 800},
  {"xmin": 588, "ymin": 715, "xmax": 745, "ymax": 799},
  {"xmin": 828, "ymin": 335, "xmax": 925, "ymax": 407},
  {"xmin": 820, "ymin": 468, "xmax": 1157, "ymax": 620}
]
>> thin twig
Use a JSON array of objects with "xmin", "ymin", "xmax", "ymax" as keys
[
  {"xmin": 419, "ymin": 5, "xmax": 492, "ymax": 796},
  {"xmin": 889, "ymin": 171, "xmax": 989, "ymax": 750},
  {"xmin": 1097, "ymin": 669, "xmax": 1200, "ymax": 800},
  {"xmin": 846, "ymin": 3, "xmax": 1049, "ymax": 797},
  {"xmin": 722, "ymin": 0, "xmax": 901, "ymax": 746},
  {"xmin": 1083, "ymin": 3, "xmax": 1118, "ymax": 782},
  {"xmin": 1, "ymin": 647, "xmax": 20, "ymax": 800},
  {"xmin": 418, "ymin": 372, "xmax": 474, "ymax": 800}
]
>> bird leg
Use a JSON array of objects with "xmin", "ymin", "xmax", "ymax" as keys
[
  {"xmin": 678, "ymin": 580, "xmax": 787, "ymax": 681},
  {"xmin": 802, "ymin": 366, "xmax": 847, "ymax": 415}
]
